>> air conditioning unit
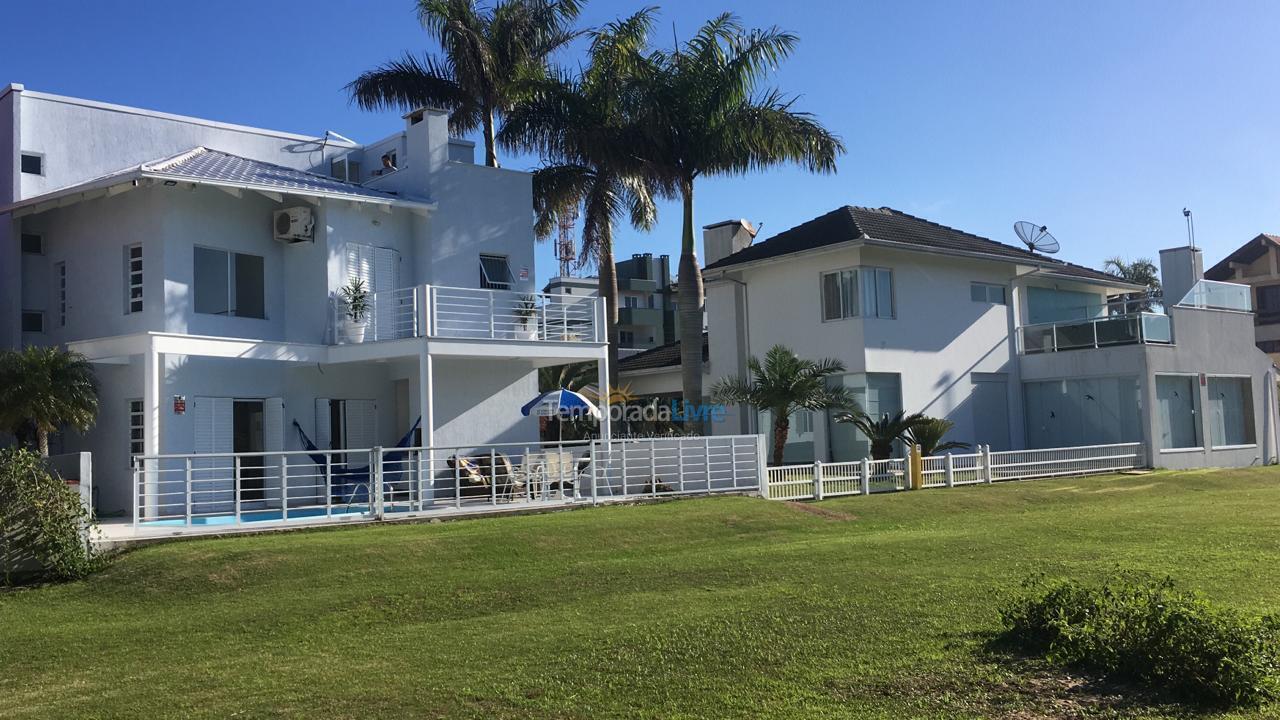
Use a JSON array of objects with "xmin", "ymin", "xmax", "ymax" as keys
[{"xmin": 273, "ymin": 207, "xmax": 314, "ymax": 243}]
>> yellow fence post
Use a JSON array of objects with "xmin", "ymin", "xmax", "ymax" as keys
[{"xmin": 910, "ymin": 444, "xmax": 924, "ymax": 490}]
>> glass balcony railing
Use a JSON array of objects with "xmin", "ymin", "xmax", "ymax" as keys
[
  {"xmin": 1019, "ymin": 312, "xmax": 1173, "ymax": 354},
  {"xmin": 1176, "ymin": 279, "xmax": 1252, "ymax": 312}
]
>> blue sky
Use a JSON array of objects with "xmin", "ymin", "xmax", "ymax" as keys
[{"xmin": 4, "ymin": 0, "xmax": 1278, "ymax": 285}]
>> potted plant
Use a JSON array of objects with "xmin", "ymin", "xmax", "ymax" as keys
[
  {"xmin": 339, "ymin": 278, "xmax": 369, "ymax": 343},
  {"xmin": 514, "ymin": 294, "xmax": 538, "ymax": 339}
]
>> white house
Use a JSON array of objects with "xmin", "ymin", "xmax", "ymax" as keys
[
  {"xmin": 0, "ymin": 85, "xmax": 611, "ymax": 517},
  {"xmin": 700, "ymin": 206, "xmax": 1278, "ymax": 469}
]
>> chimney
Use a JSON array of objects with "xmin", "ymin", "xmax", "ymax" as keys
[
  {"xmin": 702, "ymin": 219, "xmax": 756, "ymax": 266},
  {"xmin": 1159, "ymin": 245, "xmax": 1204, "ymax": 306}
]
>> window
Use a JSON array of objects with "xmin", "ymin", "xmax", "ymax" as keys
[
  {"xmin": 1257, "ymin": 285, "xmax": 1280, "ymax": 324},
  {"xmin": 479, "ymin": 254, "xmax": 512, "ymax": 290},
  {"xmin": 125, "ymin": 244, "xmax": 143, "ymax": 314},
  {"xmin": 194, "ymin": 247, "xmax": 265, "ymax": 318},
  {"xmin": 330, "ymin": 157, "xmax": 361, "ymax": 182},
  {"xmin": 619, "ymin": 330, "xmax": 635, "ymax": 346},
  {"xmin": 1258, "ymin": 339, "xmax": 1280, "ymax": 354},
  {"xmin": 20, "ymin": 153, "xmax": 42, "ymax": 175},
  {"xmin": 821, "ymin": 267, "xmax": 894, "ymax": 320},
  {"xmin": 970, "ymin": 282, "xmax": 1007, "ymax": 305},
  {"xmin": 21, "ymin": 311, "xmax": 43, "ymax": 333},
  {"xmin": 129, "ymin": 400, "xmax": 145, "ymax": 457},
  {"xmin": 1207, "ymin": 377, "xmax": 1255, "ymax": 447},
  {"xmin": 624, "ymin": 295, "xmax": 639, "ymax": 309},
  {"xmin": 20, "ymin": 233, "xmax": 43, "ymax": 254},
  {"xmin": 1156, "ymin": 375, "xmax": 1201, "ymax": 450},
  {"xmin": 826, "ymin": 373, "xmax": 902, "ymax": 461},
  {"xmin": 55, "ymin": 262, "xmax": 66, "ymax": 327}
]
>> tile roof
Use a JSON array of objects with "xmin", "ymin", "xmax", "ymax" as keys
[
  {"xmin": 703, "ymin": 205, "xmax": 1128, "ymax": 285},
  {"xmin": 143, "ymin": 147, "xmax": 405, "ymax": 202},
  {"xmin": 618, "ymin": 333, "xmax": 708, "ymax": 372}
]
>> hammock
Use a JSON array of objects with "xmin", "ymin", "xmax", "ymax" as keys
[{"xmin": 292, "ymin": 417, "xmax": 421, "ymax": 504}]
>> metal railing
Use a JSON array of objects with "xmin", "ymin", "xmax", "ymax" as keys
[
  {"xmin": 1019, "ymin": 312, "xmax": 1172, "ymax": 354},
  {"xmin": 764, "ymin": 442, "xmax": 1145, "ymax": 501},
  {"xmin": 331, "ymin": 285, "xmax": 605, "ymax": 345},
  {"xmin": 130, "ymin": 434, "xmax": 765, "ymax": 532}
]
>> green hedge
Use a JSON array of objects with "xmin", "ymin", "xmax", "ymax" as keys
[
  {"xmin": 0, "ymin": 448, "xmax": 99, "ymax": 584},
  {"xmin": 999, "ymin": 573, "xmax": 1280, "ymax": 707}
]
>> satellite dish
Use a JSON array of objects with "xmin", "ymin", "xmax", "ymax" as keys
[{"xmin": 1013, "ymin": 220, "xmax": 1060, "ymax": 254}]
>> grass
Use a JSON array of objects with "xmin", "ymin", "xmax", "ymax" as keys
[{"xmin": 3, "ymin": 467, "xmax": 1280, "ymax": 719}]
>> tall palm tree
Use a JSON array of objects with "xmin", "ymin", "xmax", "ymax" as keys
[
  {"xmin": 633, "ymin": 14, "xmax": 844, "ymax": 410},
  {"xmin": 346, "ymin": 0, "xmax": 583, "ymax": 168},
  {"xmin": 1104, "ymin": 256, "xmax": 1162, "ymax": 311},
  {"xmin": 711, "ymin": 345, "xmax": 856, "ymax": 466},
  {"xmin": 0, "ymin": 347, "xmax": 99, "ymax": 457},
  {"xmin": 502, "ymin": 9, "xmax": 663, "ymax": 389}
]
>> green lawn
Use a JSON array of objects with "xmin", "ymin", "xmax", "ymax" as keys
[{"xmin": 4, "ymin": 468, "xmax": 1280, "ymax": 719}]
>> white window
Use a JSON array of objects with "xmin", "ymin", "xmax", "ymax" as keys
[
  {"xmin": 970, "ymin": 282, "xmax": 1007, "ymax": 305},
  {"xmin": 624, "ymin": 295, "xmax": 639, "ymax": 309},
  {"xmin": 129, "ymin": 399, "xmax": 144, "ymax": 457},
  {"xmin": 1207, "ymin": 376, "xmax": 1255, "ymax": 448},
  {"xmin": 331, "ymin": 156, "xmax": 361, "ymax": 182},
  {"xmin": 821, "ymin": 267, "xmax": 894, "ymax": 320},
  {"xmin": 1156, "ymin": 375, "xmax": 1201, "ymax": 450},
  {"xmin": 21, "ymin": 233, "xmax": 43, "ymax": 254},
  {"xmin": 20, "ymin": 153, "xmax": 42, "ymax": 175},
  {"xmin": 55, "ymin": 262, "xmax": 66, "ymax": 327},
  {"xmin": 194, "ymin": 247, "xmax": 265, "ymax": 318},
  {"xmin": 21, "ymin": 311, "xmax": 43, "ymax": 333},
  {"xmin": 479, "ymin": 254, "xmax": 512, "ymax": 290},
  {"xmin": 125, "ymin": 244, "xmax": 143, "ymax": 314}
]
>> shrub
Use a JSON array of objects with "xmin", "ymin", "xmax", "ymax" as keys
[
  {"xmin": 0, "ymin": 448, "xmax": 99, "ymax": 584},
  {"xmin": 999, "ymin": 573, "xmax": 1280, "ymax": 707}
]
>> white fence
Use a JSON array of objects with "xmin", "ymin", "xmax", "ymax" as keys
[
  {"xmin": 130, "ymin": 435, "xmax": 764, "ymax": 533},
  {"xmin": 765, "ymin": 443, "xmax": 1145, "ymax": 501}
]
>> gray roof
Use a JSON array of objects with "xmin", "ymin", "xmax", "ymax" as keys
[
  {"xmin": 143, "ymin": 147, "xmax": 405, "ymax": 203},
  {"xmin": 618, "ymin": 334, "xmax": 708, "ymax": 373},
  {"xmin": 704, "ymin": 205, "xmax": 1133, "ymax": 286}
]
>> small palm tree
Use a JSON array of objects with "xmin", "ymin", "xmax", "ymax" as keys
[
  {"xmin": 0, "ymin": 347, "xmax": 99, "ymax": 457},
  {"xmin": 904, "ymin": 417, "xmax": 968, "ymax": 456},
  {"xmin": 1103, "ymin": 256, "xmax": 1162, "ymax": 311},
  {"xmin": 711, "ymin": 345, "xmax": 856, "ymax": 466},
  {"xmin": 346, "ymin": 0, "xmax": 583, "ymax": 168},
  {"xmin": 633, "ymin": 14, "xmax": 844, "ymax": 408},
  {"xmin": 502, "ymin": 9, "xmax": 663, "ymax": 389},
  {"xmin": 835, "ymin": 410, "xmax": 926, "ymax": 461}
]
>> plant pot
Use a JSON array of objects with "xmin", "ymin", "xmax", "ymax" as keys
[{"xmin": 343, "ymin": 318, "xmax": 367, "ymax": 343}]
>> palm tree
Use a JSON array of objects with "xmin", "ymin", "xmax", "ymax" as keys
[
  {"xmin": 835, "ymin": 410, "xmax": 926, "ymax": 461},
  {"xmin": 0, "ymin": 347, "xmax": 99, "ymax": 457},
  {"xmin": 538, "ymin": 361, "xmax": 596, "ymax": 392},
  {"xmin": 502, "ymin": 9, "xmax": 663, "ymax": 389},
  {"xmin": 346, "ymin": 0, "xmax": 583, "ymax": 168},
  {"xmin": 1103, "ymin": 256, "xmax": 1162, "ymax": 311},
  {"xmin": 904, "ymin": 417, "xmax": 968, "ymax": 456},
  {"xmin": 633, "ymin": 14, "xmax": 844, "ymax": 410},
  {"xmin": 710, "ymin": 345, "xmax": 856, "ymax": 466}
]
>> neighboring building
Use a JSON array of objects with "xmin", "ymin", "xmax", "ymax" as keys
[
  {"xmin": 0, "ymin": 84, "xmax": 608, "ymax": 517},
  {"xmin": 702, "ymin": 206, "xmax": 1277, "ymax": 469},
  {"xmin": 617, "ymin": 333, "xmax": 709, "ymax": 402},
  {"xmin": 1204, "ymin": 234, "xmax": 1280, "ymax": 363},
  {"xmin": 544, "ymin": 252, "xmax": 678, "ymax": 351}
]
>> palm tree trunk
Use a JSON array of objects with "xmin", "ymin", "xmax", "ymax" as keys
[
  {"xmin": 482, "ymin": 107, "xmax": 499, "ymax": 168},
  {"xmin": 677, "ymin": 178, "xmax": 705, "ymax": 430},
  {"xmin": 772, "ymin": 416, "xmax": 790, "ymax": 466},
  {"xmin": 597, "ymin": 223, "xmax": 620, "ymax": 396},
  {"xmin": 37, "ymin": 427, "xmax": 49, "ymax": 458}
]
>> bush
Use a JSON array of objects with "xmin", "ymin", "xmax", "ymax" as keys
[
  {"xmin": 0, "ymin": 448, "xmax": 99, "ymax": 584},
  {"xmin": 999, "ymin": 573, "xmax": 1280, "ymax": 707}
]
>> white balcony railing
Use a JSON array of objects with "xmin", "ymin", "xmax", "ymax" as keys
[{"xmin": 333, "ymin": 285, "xmax": 604, "ymax": 345}]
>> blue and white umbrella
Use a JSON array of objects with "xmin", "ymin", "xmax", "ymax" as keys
[{"xmin": 521, "ymin": 388, "xmax": 602, "ymax": 419}]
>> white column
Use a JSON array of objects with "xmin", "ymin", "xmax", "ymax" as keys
[
  {"xmin": 419, "ymin": 341, "xmax": 435, "ymax": 505},
  {"xmin": 142, "ymin": 343, "xmax": 163, "ymax": 520},
  {"xmin": 597, "ymin": 349, "xmax": 612, "ymax": 441}
]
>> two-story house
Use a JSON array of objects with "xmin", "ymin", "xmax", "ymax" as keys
[
  {"xmin": 702, "ymin": 206, "xmax": 1277, "ymax": 469},
  {"xmin": 0, "ymin": 85, "xmax": 609, "ymax": 517}
]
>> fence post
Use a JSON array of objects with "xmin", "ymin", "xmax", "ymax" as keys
[
  {"xmin": 590, "ymin": 441, "xmax": 599, "ymax": 505},
  {"xmin": 909, "ymin": 445, "xmax": 923, "ymax": 490},
  {"xmin": 183, "ymin": 458, "xmax": 192, "ymax": 527},
  {"xmin": 756, "ymin": 435, "xmax": 768, "ymax": 498},
  {"xmin": 132, "ymin": 462, "xmax": 140, "ymax": 531},
  {"xmin": 944, "ymin": 452, "xmax": 954, "ymax": 488},
  {"xmin": 281, "ymin": 457, "xmax": 289, "ymax": 522},
  {"xmin": 813, "ymin": 460, "xmax": 824, "ymax": 501},
  {"xmin": 860, "ymin": 457, "xmax": 871, "ymax": 496},
  {"xmin": 982, "ymin": 445, "xmax": 994, "ymax": 484},
  {"xmin": 372, "ymin": 447, "xmax": 385, "ymax": 519}
]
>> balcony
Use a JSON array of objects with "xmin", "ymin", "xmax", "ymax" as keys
[
  {"xmin": 333, "ymin": 285, "xmax": 604, "ymax": 345},
  {"xmin": 1019, "ymin": 312, "xmax": 1173, "ymax": 354},
  {"xmin": 1176, "ymin": 279, "xmax": 1252, "ymax": 313}
]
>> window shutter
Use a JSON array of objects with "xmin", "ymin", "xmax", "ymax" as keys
[
  {"xmin": 314, "ymin": 398, "xmax": 332, "ymax": 449},
  {"xmin": 343, "ymin": 399, "xmax": 377, "ymax": 468},
  {"xmin": 193, "ymin": 397, "xmax": 234, "ymax": 513},
  {"xmin": 264, "ymin": 398, "xmax": 285, "ymax": 453}
]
